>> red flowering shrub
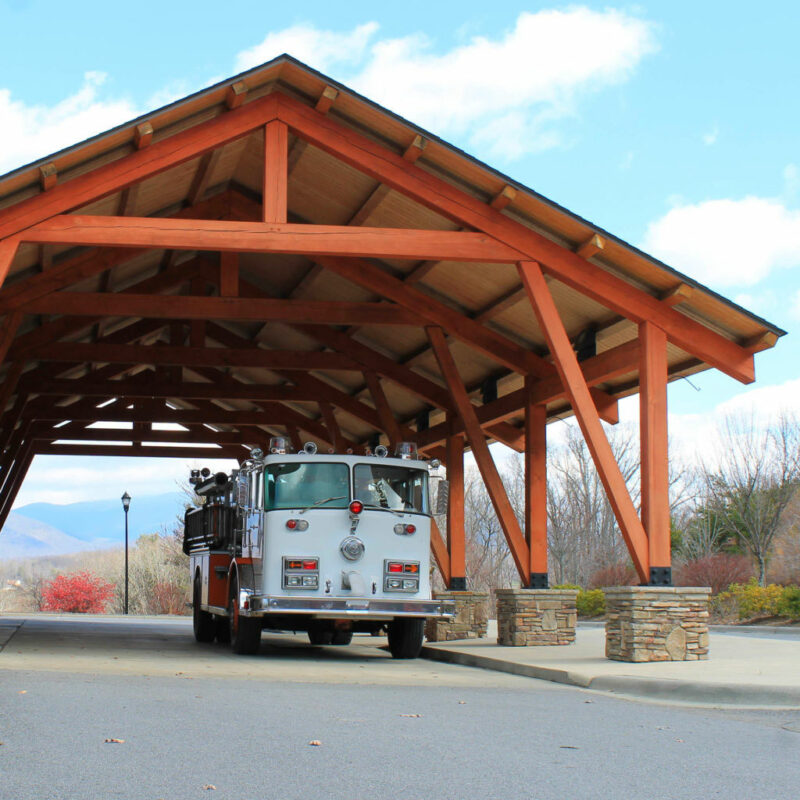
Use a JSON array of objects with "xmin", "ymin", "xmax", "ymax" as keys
[
  {"xmin": 41, "ymin": 571, "xmax": 115, "ymax": 613},
  {"xmin": 675, "ymin": 554, "xmax": 753, "ymax": 595},
  {"xmin": 588, "ymin": 562, "xmax": 637, "ymax": 589}
]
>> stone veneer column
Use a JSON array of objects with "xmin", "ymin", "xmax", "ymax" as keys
[
  {"xmin": 495, "ymin": 589, "xmax": 578, "ymax": 646},
  {"xmin": 425, "ymin": 591, "xmax": 489, "ymax": 642},
  {"xmin": 604, "ymin": 586, "xmax": 710, "ymax": 662}
]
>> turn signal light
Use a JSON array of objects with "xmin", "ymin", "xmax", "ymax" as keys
[
  {"xmin": 404, "ymin": 563, "xmax": 419, "ymax": 574},
  {"xmin": 349, "ymin": 500, "xmax": 364, "ymax": 515},
  {"xmin": 387, "ymin": 562, "xmax": 403, "ymax": 573},
  {"xmin": 286, "ymin": 519, "xmax": 309, "ymax": 531},
  {"xmin": 302, "ymin": 559, "xmax": 318, "ymax": 571}
]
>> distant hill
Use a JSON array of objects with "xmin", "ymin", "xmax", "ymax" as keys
[{"xmin": 0, "ymin": 492, "xmax": 187, "ymax": 559}]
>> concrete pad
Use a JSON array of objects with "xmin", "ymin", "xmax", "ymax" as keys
[{"xmin": 421, "ymin": 622, "xmax": 800, "ymax": 708}]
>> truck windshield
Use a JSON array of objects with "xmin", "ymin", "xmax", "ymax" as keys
[
  {"xmin": 265, "ymin": 463, "xmax": 350, "ymax": 510},
  {"xmin": 353, "ymin": 464, "xmax": 429, "ymax": 514}
]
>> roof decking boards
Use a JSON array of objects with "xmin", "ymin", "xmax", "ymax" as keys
[{"xmin": 0, "ymin": 55, "xmax": 783, "ymax": 584}]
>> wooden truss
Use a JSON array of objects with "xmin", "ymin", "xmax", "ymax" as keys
[{"xmin": 0, "ymin": 85, "xmax": 763, "ymax": 585}]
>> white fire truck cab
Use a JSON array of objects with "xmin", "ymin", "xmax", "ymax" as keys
[{"xmin": 184, "ymin": 438, "xmax": 454, "ymax": 659}]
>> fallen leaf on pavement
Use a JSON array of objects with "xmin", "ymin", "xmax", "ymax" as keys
[
  {"xmin": 308, "ymin": 740, "xmax": 322, "ymax": 746},
  {"xmin": 675, "ymin": 738, "xmax": 684, "ymax": 743},
  {"xmin": 400, "ymin": 714, "xmax": 422, "ymax": 718},
  {"xmin": 584, "ymin": 700, "xmax": 594, "ymax": 704},
  {"xmin": 458, "ymin": 701, "xmax": 466, "ymax": 705},
  {"xmin": 559, "ymin": 745, "xmax": 579, "ymax": 749},
  {"xmin": 18, "ymin": 690, "xmax": 26, "ymax": 695},
  {"xmin": 202, "ymin": 784, "xmax": 216, "ymax": 790},
  {"xmin": 104, "ymin": 738, "xmax": 125, "ymax": 744}
]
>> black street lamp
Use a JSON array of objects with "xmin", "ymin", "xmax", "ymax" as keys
[{"xmin": 121, "ymin": 491, "xmax": 131, "ymax": 614}]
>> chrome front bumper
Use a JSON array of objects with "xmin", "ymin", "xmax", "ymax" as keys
[{"xmin": 243, "ymin": 595, "xmax": 455, "ymax": 620}]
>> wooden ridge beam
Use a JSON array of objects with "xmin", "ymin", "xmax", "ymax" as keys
[
  {"xmin": 276, "ymin": 91, "xmax": 755, "ymax": 384},
  {"xmin": 27, "ymin": 342, "xmax": 363, "ymax": 371},
  {"xmin": 0, "ymin": 92, "xmax": 279, "ymax": 242},
  {"xmin": 23, "ymin": 293, "xmax": 423, "ymax": 327},
  {"xmin": 427, "ymin": 325, "xmax": 530, "ymax": 582},
  {"xmin": 22, "ymin": 215, "xmax": 522, "ymax": 264},
  {"xmin": 518, "ymin": 260, "xmax": 649, "ymax": 582}
]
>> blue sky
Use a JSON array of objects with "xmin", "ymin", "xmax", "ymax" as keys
[{"xmin": 1, "ymin": 1, "xmax": 798, "ymax": 504}]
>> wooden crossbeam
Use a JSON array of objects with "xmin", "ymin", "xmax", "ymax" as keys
[
  {"xmin": 22, "ymin": 215, "xmax": 522, "ymax": 263},
  {"xmin": 0, "ymin": 193, "xmax": 229, "ymax": 315},
  {"xmin": 427, "ymin": 325, "xmax": 530, "ymax": 582},
  {"xmin": 29, "ymin": 342, "xmax": 362, "ymax": 371},
  {"xmin": 0, "ymin": 93, "xmax": 279, "ymax": 243},
  {"xmin": 315, "ymin": 86, "xmax": 338, "ymax": 115},
  {"xmin": 0, "ymin": 237, "xmax": 20, "ymax": 288},
  {"xmin": 225, "ymin": 82, "xmax": 248, "ymax": 110},
  {"xmin": 576, "ymin": 234, "xmax": 604, "ymax": 260},
  {"xmin": 276, "ymin": 92, "xmax": 755, "ymax": 384},
  {"xmin": 518, "ymin": 260, "xmax": 649, "ymax": 582},
  {"xmin": 133, "ymin": 122, "xmax": 153, "ymax": 149},
  {"xmin": 19, "ymin": 377, "xmax": 320, "ymax": 403},
  {"xmin": 23, "ymin": 293, "xmax": 423, "ymax": 327},
  {"xmin": 33, "ymin": 443, "xmax": 243, "ymax": 459},
  {"xmin": 363, "ymin": 372, "xmax": 401, "ymax": 447},
  {"xmin": 39, "ymin": 163, "xmax": 58, "ymax": 191}
]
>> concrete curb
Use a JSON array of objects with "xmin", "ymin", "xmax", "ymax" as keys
[{"xmin": 419, "ymin": 645, "xmax": 800, "ymax": 708}]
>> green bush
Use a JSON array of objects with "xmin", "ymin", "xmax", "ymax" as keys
[
  {"xmin": 576, "ymin": 588, "xmax": 606, "ymax": 617},
  {"xmin": 552, "ymin": 584, "xmax": 606, "ymax": 617},
  {"xmin": 777, "ymin": 586, "xmax": 800, "ymax": 620},
  {"xmin": 714, "ymin": 579, "xmax": 785, "ymax": 620}
]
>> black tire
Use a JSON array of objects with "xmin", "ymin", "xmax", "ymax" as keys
[
  {"xmin": 330, "ymin": 629, "xmax": 353, "ymax": 646},
  {"xmin": 193, "ymin": 575, "xmax": 215, "ymax": 643},
  {"xmin": 214, "ymin": 615, "xmax": 230, "ymax": 644},
  {"xmin": 228, "ymin": 577, "xmax": 261, "ymax": 655},
  {"xmin": 387, "ymin": 618, "xmax": 425, "ymax": 659},
  {"xmin": 308, "ymin": 622, "xmax": 334, "ymax": 645}
]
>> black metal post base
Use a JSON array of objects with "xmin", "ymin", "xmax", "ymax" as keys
[
  {"xmin": 648, "ymin": 566, "xmax": 672, "ymax": 586},
  {"xmin": 449, "ymin": 577, "xmax": 467, "ymax": 591},
  {"xmin": 528, "ymin": 572, "xmax": 549, "ymax": 589}
]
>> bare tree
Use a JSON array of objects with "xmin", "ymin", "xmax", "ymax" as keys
[{"xmin": 703, "ymin": 414, "xmax": 800, "ymax": 586}]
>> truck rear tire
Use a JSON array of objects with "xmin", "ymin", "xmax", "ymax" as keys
[
  {"xmin": 308, "ymin": 623, "xmax": 333, "ymax": 646},
  {"xmin": 193, "ymin": 575, "xmax": 216, "ymax": 643},
  {"xmin": 331, "ymin": 629, "xmax": 353, "ymax": 646},
  {"xmin": 228, "ymin": 579, "xmax": 261, "ymax": 655},
  {"xmin": 387, "ymin": 618, "xmax": 425, "ymax": 659}
]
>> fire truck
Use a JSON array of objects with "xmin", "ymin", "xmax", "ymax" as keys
[{"xmin": 184, "ymin": 438, "xmax": 454, "ymax": 659}]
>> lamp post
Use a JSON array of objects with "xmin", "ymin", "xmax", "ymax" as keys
[{"xmin": 121, "ymin": 491, "xmax": 131, "ymax": 614}]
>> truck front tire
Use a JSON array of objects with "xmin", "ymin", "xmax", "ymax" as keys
[
  {"xmin": 387, "ymin": 618, "xmax": 425, "ymax": 659},
  {"xmin": 228, "ymin": 578, "xmax": 261, "ymax": 655},
  {"xmin": 192, "ymin": 575, "xmax": 216, "ymax": 643}
]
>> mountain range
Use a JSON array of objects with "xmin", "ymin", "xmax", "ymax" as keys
[{"xmin": 0, "ymin": 492, "xmax": 187, "ymax": 560}]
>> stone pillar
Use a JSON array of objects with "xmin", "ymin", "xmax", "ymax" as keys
[
  {"xmin": 425, "ymin": 591, "xmax": 488, "ymax": 642},
  {"xmin": 495, "ymin": 588, "xmax": 578, "ymax": 646},
  {"xmin": 604, "ymin": 586, "xmax": 710, "ymax": 662}
]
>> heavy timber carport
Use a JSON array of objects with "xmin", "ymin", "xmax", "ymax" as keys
[{"xmin": 0, "ymin": 55, "xmax": 784, "ymax": 591}]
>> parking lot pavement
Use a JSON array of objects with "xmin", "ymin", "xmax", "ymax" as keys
[{"xmin": 2, "ymin": 614, "xmax": 800, "ymax": 800}]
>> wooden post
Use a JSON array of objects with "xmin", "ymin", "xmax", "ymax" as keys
[
  {"xmin": 525, "ymin": 379, "xmax": 548, "ymax": 588},
  {"xmin": 639, "ymin": 321, "xmax": 671, "ymax": 584},
  {"xmin": 263, "ymin": 120, "xmax": 288, "ymax": 223},
  {"xmin": 517, "ymin": 260, "xmax": 650, "ymax": 583},
  {"xmin": 446, "ymin": 423, "xmax": 466, "ymax": 590},
  {"xmin": 427, "ymin": 325, "xmax": 530, "ymax": 582}
]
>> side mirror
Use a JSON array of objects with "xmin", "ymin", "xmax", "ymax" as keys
[{"xmin": 432, "ymin": 479, "xmax": 450, "ymax": 516}]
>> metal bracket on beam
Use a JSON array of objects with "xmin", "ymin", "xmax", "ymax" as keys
[
  {"xmin": 529, "ymin": 573, "xmax": 549, "ymax": 589},
  {"xmin": 648, "ymin": 567, "xmax": 672, "ymax": 586}
]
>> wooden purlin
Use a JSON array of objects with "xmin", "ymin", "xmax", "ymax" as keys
[
  {"xmin": 427, "ymin": 325, "xmax": 530, "ymax": 582},
  {"xmin": 275, "ymin": 91, "xmax": 756, "ymax": 385},
  {"xmin": 518, "ymin": 260, "xmax": 649, "ymax": 583}
]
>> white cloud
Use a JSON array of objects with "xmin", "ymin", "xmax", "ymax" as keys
[
  {"xmin": 702, "ymin": 125, "xmax": 718, "ymax": 145},
  {"xmin": 642, "ymin": 196, "xmax": 800, "ymax": 289},
  {"xmin": 235, "ymin": 22, "xmax": 380, "ymax": 74},
  {"xmin": 235, "ymin": 9, "xmax": 656, "ymax": 160},
  {"xmin": 0, "ymin": 72, "xmax": 139, "ymax": 175}
]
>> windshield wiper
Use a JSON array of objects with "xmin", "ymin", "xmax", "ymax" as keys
[
  {"xmin": 359, "ymin": 502, "xmax": 404, "ymax": 517},
  {"xmin": 299, "ymin": 495, "xmax": 346, "ymax": 514}
]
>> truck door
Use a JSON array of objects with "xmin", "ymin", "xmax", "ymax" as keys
[{"xmin": 246, "ymin": 468, "xmax": 264, "ymax": 581}]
